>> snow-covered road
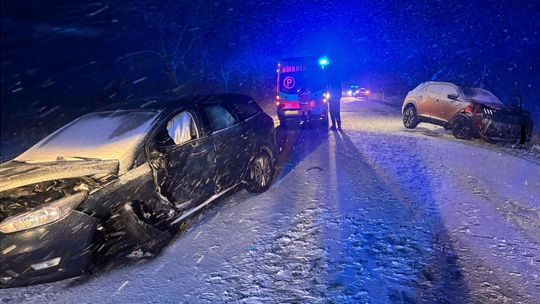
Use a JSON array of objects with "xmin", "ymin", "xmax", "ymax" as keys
[{"xmin": 2, "ymin": 97, "xmax": 539, "ymax": 303}]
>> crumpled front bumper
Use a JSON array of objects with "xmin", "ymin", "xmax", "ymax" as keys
[
  {"xmin": 0, "ymin": 210, "xmax": 98, "ymax": 288},
  {"xmin": 479, "ymin": 117, "xmax": 533, "ymax": 142}
]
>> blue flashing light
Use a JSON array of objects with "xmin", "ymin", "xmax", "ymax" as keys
[{"xmin": 318, "ymin": 57, "xmax": 330, "ymax": 68}]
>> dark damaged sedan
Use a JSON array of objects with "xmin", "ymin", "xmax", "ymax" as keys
[{"xmin": 0, "ymin": 94, "xmax": 276, "ymax": 287}]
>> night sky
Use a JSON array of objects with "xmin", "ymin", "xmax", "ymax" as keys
[{"xmin": 1, "ymin": 0, "xmax": 539, "ymax": 157}]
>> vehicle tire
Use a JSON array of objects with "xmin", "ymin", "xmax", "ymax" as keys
[
  {"xmin": 245, "ymin": 151, "xmax": 275, "ymax": 193},
  {"xmin": 403, "ymin": 105, "xmax": 419, "ymax": 129},
  {"xmin": 111, "ymin": 201, "xmax": 173, "ymax": 254},
  {"xmin": 451, "ymin": 114, "xmax": 473, "ymax": 140}
]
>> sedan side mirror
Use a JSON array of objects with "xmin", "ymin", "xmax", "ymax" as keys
[{"xmin": 448, "ymin": 94, "xmax": 459, "ymax": 100}]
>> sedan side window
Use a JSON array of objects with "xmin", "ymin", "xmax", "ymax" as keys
[
  {"xmin": 231, "ymin": 100, "xmax": 260, "ymax": 121},
  {"xmin": 166, "ymin": 111, "xmax": 199, "ymax": 145},
  {"xmin": 203, "ymin": 104, "xmax": 238, "ymax": 132}
]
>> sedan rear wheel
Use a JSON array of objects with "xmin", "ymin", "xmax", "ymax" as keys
[
  {"xmin": 403, "ymin": 106, "xmax": 419, "ymax": 129},
  {"xmin": 452, "ymin": 114, "xmax": 473, "ymax": 139},
  {"xmin": 245, "ymin": 151, "xmax": 274, "ymax": 193}
]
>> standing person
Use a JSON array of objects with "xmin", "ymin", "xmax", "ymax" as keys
[
  {"xmin": 329, "ymin": 79, "xmax": 342, "ymax": 130},
  {"xmin": 297, "ymin": 87, "xmax": 312, "ymax": 126}
]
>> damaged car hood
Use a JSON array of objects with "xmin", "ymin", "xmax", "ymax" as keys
[
  {"xmin": 0, "ymin": 159, "xmax": 119, "ymax": 192},
  {"xmin": 472, "ymin": 100, "xmax": 506, "ymax": 109},
  {"xmin": 470, "ymin": 100, "xmax": 529, "ymax": 114}
]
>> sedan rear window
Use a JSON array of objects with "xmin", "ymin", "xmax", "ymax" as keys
[
  {"xmin": 231, "ymin": 100, "xmax": 260, "ymax": 121},
  {"xmin": 203, "ymin": 104, "xmax": 238, "ymax": 132}
]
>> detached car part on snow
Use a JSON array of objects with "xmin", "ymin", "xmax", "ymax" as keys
[
  {"xmin": 0, "ymin": 94, "xmax": 276, "ymax": 287},
  {"xmin": 402, "ymin": 81, "xmax": 533, "ymax": 143}
]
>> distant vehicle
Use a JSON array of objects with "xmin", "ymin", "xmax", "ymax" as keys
[
  {"xmin": 348, "ymin": 85, "xmax": 370, "ymax": 99},
  {"xmin": 402, "ymin": 81, "xmax": 533, "ymax": 142},
  {"xmin": 0, "ymin": 94, "xmax": 276, "ymax": 287},
  {"xmin": 276, "ymin": 56, "xmax": 331, "ymax": 126}
]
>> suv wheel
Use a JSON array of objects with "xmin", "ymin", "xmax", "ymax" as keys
[
  {"xmin": 452, "ymin": 114, "xmax": 473, "ymax": 139},
  {"xmin": 403, "ymin": 105, "xmax": 419, "ymax": 129},
  {"xmin": 245, "ymin": 151, "xmax": 274, "ymax": 193}
]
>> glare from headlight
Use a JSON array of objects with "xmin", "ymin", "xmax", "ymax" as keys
[{"xmin": 0, "ymin": 191, "xmax": 87, "ymax": 234}]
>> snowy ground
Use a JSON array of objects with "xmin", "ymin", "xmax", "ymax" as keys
[{"xmin": 1, "ymin": 97, "xmax": 539, "ymax": 303}]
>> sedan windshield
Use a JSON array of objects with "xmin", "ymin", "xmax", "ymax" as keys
[
  {"xmin": 460, "ymin": 87, "xmax": 503, "ymax": 105},
  {"xmin": 16, "ymin": 110, "xmax": 159, "ymax": 173}
]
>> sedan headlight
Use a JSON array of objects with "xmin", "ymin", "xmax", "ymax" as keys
[{"xmin": 0, "ymin": 191, "xmax": 87, "ymax": 234}]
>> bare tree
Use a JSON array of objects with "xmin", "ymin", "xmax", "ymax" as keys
[{"xmin": 113, "ymin": 0, "xmax": 203, "ymax": 90}]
